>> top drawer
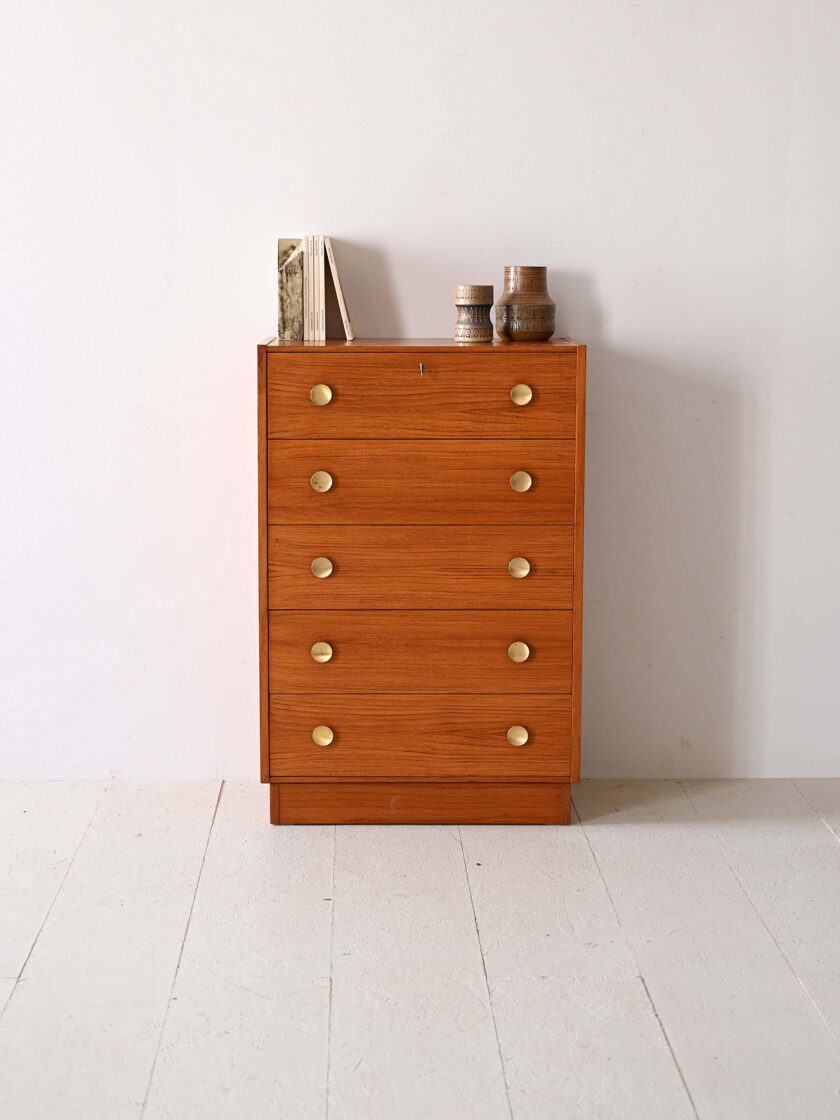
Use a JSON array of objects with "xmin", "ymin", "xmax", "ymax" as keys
[{"xmin": 266, "ymin": 352, "xmax": 576, "ymax": 438}]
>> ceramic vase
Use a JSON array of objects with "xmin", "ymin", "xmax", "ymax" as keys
[
  {"xmin": 454, "ymin": 284, "xmax": 494, "ymax": 343},
  {"xmin": 494, "ymin": 266, "xmax": 555, "ymax": 342}
]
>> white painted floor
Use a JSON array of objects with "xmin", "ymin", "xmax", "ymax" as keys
[{"xmin": 1, "ymin": 781, "xmax": 840, "ymax": 1119}]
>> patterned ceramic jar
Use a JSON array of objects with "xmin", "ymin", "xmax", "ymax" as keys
[
  {"xmin": 454, "ymin": 284, "xmax": 494, "ymax": 343},
  {"xmin": 495, "ymin": 266, "xmax": 555, "ymax": 342}
]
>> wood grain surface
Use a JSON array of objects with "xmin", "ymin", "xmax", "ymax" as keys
[
  {"xmin": 267, "ymin": 524, "xmax": 573, "ymax": 610},
  {"xmin": 571, "ymin": 344, "xmax": 586, "ymax": 781},
  {"xmin": 268, "ymin": 609, "xmax": 572, "ymax": 694},
  {"xmin": 268, "ymin": 693, "xmax": 571, "ymax": 778},
  {"xmin": 267, "ymin": 439, "xmax": 575, "ymax": 525},
  {"xmin": 257, "ymin": 343, "xmax": 269, "ymax": 781},
  {"xmin": 269, "ymin": 780, "xmax": 571, "ymax": 824},
  {"xmin": 266, "ymin": 352, "xmax": 576, "ymax": 438}
]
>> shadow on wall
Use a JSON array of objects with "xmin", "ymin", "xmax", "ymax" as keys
[
  {"xmin": 326, "ymin": 241, "xmax": 406, "ymax": 338},
  {"xmin": 552, "ymin": 270, "xmax": 748, "ymax": 780},
  {"xmin": 321, "ymin": 251, "xmax": 747, "ymax": 780}
]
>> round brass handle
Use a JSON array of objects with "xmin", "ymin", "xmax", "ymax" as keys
[
  {"xmin": 508, "ymin": 641, "xmax": 530, "ymax": 663},
  {"xmin": 311, "ymin": 556, "xmax": 333, "ymax": 579},
  {"xmin": 507, "ymin": 725, "xmax": 529, "ymax": 746},
  {"xmin": 311, "ymin": 641, "xmax": 333, "ymax": 663},
  {"xmin": 312, "ymin": 725, "xmax": 334, "ymax": 746},
  {"xmin": 508, "ymin": 557, "xmax": 531, "ymax": 579},
  {"xmin": 310, "ymin": 383, "xmax": 333, "ymax": 406},
  {"xmin": 510, "ymin": 470, "xmax": 532, "ymax": 493},
  {"xmin": 310, "ymin": 470, "xmax": 333, "ymax": 493},
  {"xmin": 510, "ymin": 383, "xmax": 533, "ymax": 406}
]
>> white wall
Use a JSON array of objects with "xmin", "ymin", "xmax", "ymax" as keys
[{"xmin": 1, "ymin": 1, "xmax": 838, "ymax": 779}]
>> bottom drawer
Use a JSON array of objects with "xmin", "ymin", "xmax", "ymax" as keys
[{"xmin": 269, "ymin": 694, "xmax": 571, "ymax": 779}]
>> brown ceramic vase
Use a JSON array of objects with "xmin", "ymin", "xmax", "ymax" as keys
[{"xmin": 494, "ymin": 266, "xmax": 555, "ymax": 342}]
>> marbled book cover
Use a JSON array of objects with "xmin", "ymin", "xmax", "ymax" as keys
[{"xmin": 277, "ymin": 238, "xmax": 304, "ymax": 340}]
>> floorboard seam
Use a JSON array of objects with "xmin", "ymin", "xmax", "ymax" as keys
[
  {"xmin": 325, "ymin": 825, "xmax": 337, "ymax": 1120},
  {"xmin": 677, "ymin": 780, "xmax": 840, "ymax": 1053},
  {"xmin": 791, "ymin": 779, "xmax": 840, "ymax": 846},
  {"xmin": 571, "ymin": 792, "xmax": 701, "ymax": 1120},
  {"xmin": 139, "ymin": 779, "xmax": 224, "ymax": 1118},
  {"xmin": 0, "ymin": 781, "xmax": 107, "ymax": 1026},
  {"xmin": 458, "ymin": 825, "xmax": 514, "ymax": 1120}
]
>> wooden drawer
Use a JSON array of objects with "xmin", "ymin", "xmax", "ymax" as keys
[
  {"xmin": 267, "ymin": 440, "xmax": 574, "ymax": 525},
  {"xmin": 266, "ymin": 352, "xmax": 576, "ymax": 438},
  {"xmin": 269, "ymin": 694, "xmax": 571, "ymax": 778},
  {"xmin": 268, "ymin": 525, "xmax": 573, "ymax": 610},
  {"xmin": 268, "ymin": 610, "xmax": 572, "ymax": 693}
]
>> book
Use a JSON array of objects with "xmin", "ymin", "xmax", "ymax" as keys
[
  {"xmin": 302, "ymin": 235, "xmax": 310, "ymax": 341},
  {"xmin": 324, "ymin": 238, "xmax": 355, "ymax": 341},
  {"xmin": 317, "ymin": 234, "xmax": 326, "ymax": 341},
  {"xmin": 276, "ymin": 234, "xmax": 355, "ymax": 342},
  {"xmin": 312, "ymin": 234, "xmax": 321, "ymax": 341},
  {"xmin": 277, "ymin": 239, "xmax": 304, "ymax": 340},
  {"xmin": 307, "ymin": 235, "xmax": 316, "ymax": 340}
]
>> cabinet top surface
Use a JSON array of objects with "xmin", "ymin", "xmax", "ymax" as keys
[{"xmin": 261, "ymin": 337, "xmax": 583, "ymax": 353}]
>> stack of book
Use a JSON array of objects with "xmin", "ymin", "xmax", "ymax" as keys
[{"xmin": 277, "ymin": 235, "xmax": 355, "ymax": 341}]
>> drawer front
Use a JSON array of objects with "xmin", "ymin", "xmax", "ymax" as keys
[
  {"xmin": 267, "ymin": 439, "xmax": 574, "ymax": 525},
  {"xmin": 268, "ymin": 525, "xmax": 573, "ymax": 610},
  {"xmin": 269, "ymin": 694, "xmax": 571, "ymax": 778},
  {"xmin": 268, "ymin": 610, "xmax": 572, "ymax": 693},
  {"xmin": 266, "ymin": 352, "xmax": 576, "ymax": 438}
]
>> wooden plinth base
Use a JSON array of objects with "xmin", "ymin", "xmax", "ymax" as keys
[{"xmin": 269, "ymin": 781, "xmax": 570, "ymax": 825}]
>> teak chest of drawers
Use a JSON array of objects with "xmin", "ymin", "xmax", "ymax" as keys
[{"xmin": 257, "ymin": 338, "xmax": 586, "ymax": 824}]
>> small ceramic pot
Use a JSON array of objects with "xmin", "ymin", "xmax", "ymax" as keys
[
  {"xmin": 495, "ymin": 266, "xmax": 555, "ymax": 342},
  {"xmin": 454, "ymin": 284, "xmax": 494, "ymax": 343}
]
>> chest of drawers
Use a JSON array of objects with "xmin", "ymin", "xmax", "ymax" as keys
[{"xmin": 257, "ymin": 338, "xmax": 586, "ymax": 824}]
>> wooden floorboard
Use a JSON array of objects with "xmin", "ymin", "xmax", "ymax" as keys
[
  {"xmin": 682, "ymin": 779, "xmax": 840, "ymax": 1043},
  {"xmin": 0, "ymin": 781, "xmax": 105, "ymax": 981},
  {"xmin": 143, "ymin": 782, "xmax": 334, "ymax": 1119},
  {"xmin": 0, "ymin": 781, "xmax": 220, "ymax": 1120},
  {"xmin": 460, "ymin": 821, "xmax": 695, "ymax": 1119},
  {"xmin": 574, "ymin": 780, "xmax": 840, "ymax": 1120},
  {"xmin": 795, "ymin": 778, "xmax": 840, "ymax": 839},
  {"xmin": 2, "ymin": 779, "xmax": 840, "ymax": 1118},
  {"xmin": 0, "ymin": 979, "xmax": 14, "ymax": 1017},
  {"xmin": 328, "ymin": 824, "xmax": 509, "ymax": 1120}
]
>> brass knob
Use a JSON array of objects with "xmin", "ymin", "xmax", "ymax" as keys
[
  {"xmin": 508, "ymin": 557, "xmax": 531, "ymax": 579},
  {"xmin": 310, "ymin": 383, "xmax": 333, "ymax": 406},
  {"xmin": 311, "ymin": 556, "xmax": 333, "ymax": 579},
  {"xmin": 510, "ymin": 470, "xmax": 532, "ymax": 492},
  {"xmin": 507, "ymin": 725, "xmax": 529, "ymax": 746},
  {"xmin": 508, "ymin": 641, "xmax": 530, "ymax": 663},
  {"xmin": 311, "ymin": 641, "xmax": 333, "ymax": 663},
  {"xmin": 310, "ymin": 470, "xmax": 333, "ymax": 493},
  {"xmin": 312, "ymin": 725, "xmax": 334, "ymax": 746},
  {"xmin": 510, "ymin": 383, "xmax": 533, "ymax": 406}
]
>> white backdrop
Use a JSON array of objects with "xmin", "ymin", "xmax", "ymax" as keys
[{"xmin": 1, "ymin": 1, "xmax": 838, "ymax": 778}]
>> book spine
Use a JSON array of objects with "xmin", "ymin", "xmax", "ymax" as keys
[
  {"xmin": 318, "ymin": 235, "xmax": 326, "ymax": 340},
  {"xmin": 311, "ymin": 235, "xmax": 317, "ymax": 340},
  {"xmin": 313, "ymin": 234, "xmax": 321, "ymax": 342},
  {"xmin": 324, "ymin": 237, "xmax": 355, "ymax": 341},
  {"xmin": 306, "ymin": 234, "xmax": 313, "ymax": 338}
]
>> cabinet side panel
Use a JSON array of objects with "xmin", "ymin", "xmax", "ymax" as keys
[
  {"xmin": 571, "ymin": 345, "xmax": 586, "ymax": 782},
  {"xmin": 258, "ymin": 344, "xmax": 269, "ymax": 781}
]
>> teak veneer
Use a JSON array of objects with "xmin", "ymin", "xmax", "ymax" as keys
[
  {"xmin": 267, "ymin": 525, "xmax": 574, "ymax": 610},
  {"xmin": 258, "ymin": 337, "xmax": 586, "ymax": 823}
]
